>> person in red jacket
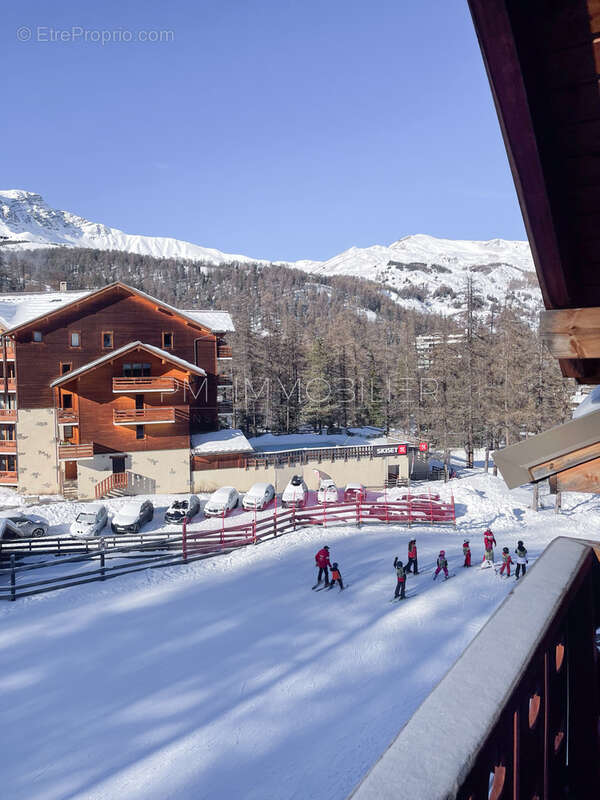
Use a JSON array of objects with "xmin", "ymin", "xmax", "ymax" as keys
[
  {"xmin": 499, "ymin": 547, "xmax": 513, "ymax": 577},
  {"xmin": 405, "ymin": 539, "xmax": 419, "ymax": 574},
  {"xmin": 314, "ymin": 545, "xmax": 331, "ymax": 587},
  {"xmin": 462, "ymin": 540, "xmax": 471, "ymax": 568},
  {"xmin": 483, "ymin": 529, "xmax": 496, "ymax": 563}
]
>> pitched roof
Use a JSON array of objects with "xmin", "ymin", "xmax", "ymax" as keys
[
  {"xmin": 0, "ymin": 282, "xmax": 234, "ymax": 336},
  {"xmin": 50, "ymin": 341, "xmax": 206, "ymax": 387}
]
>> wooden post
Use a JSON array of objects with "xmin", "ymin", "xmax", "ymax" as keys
[
  {"xmin": 532, "ymin": 483, "xmax": 539, "ymax": 512},
  {"xmin": 555, "ymin": 492, "xmax": 562, "ymax": 514},
  {"xmin": 10, "ymin": 553, "xmax": 16, "ymax": 601},
  {"xmin": 484, "ymin": 448, "xmax": 489, "ymax": 473},
  {"xmin": 493, "ymin": 463, "xmax": 498, "ymax": 477},
  {"xmin": 182, "ymin": 519, "xmax": 187, "ymax": 562},
  {"xmin": 100, "ymin": 548, "xmax": 106, "ymax": 580}
]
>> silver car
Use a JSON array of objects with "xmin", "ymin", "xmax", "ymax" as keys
[{"xmin": 0, "ymin": 512, "xmax": 49, "ymax": 539}]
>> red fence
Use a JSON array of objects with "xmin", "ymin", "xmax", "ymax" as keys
[{"xmin": 182, "ymin": 493, "xmax": 455, "ymax": 559}]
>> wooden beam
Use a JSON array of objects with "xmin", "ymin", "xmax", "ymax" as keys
[
  {"xmin": 540, "ymin": 307, "xmax": 600, "ymax": 358},
  {"xmin": 529, "ymin": 439, "xmax": 600, "ymax": 481},
  {"xmin": 547, "ymin": 455, "xmax": 600, "ymax": 493}
]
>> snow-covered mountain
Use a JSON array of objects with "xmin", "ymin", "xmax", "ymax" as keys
[{"xmin": 0, "ymin": 189, "xmax": 541, "ymax": 315}]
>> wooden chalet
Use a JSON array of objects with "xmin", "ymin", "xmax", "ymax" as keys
[
  {"xmin": 0, "ymin": 282, "xmax": 234, "ymax": 498},
  {"xmin": 469, "ymin": 0, "xmax": 600, "ymax": 493}
]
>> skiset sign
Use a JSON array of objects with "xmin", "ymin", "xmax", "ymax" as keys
[{"xmin": 371, "ymin": 443, "xmax": 428, "ymax": 457}]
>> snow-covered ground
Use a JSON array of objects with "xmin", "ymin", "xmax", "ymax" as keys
[{"xmin": 2, "ymin": 471, "xmax": 599, "ymax": 800}]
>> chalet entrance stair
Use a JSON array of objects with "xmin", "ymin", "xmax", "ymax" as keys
[{"xmin": 95, "ymin": 471, "xmax": 156, "ymax": 499}]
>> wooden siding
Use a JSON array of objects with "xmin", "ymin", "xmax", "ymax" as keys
[
  {"xmin": 13, "ymin": 292, "xmax": 218, "ymax": 409},
  {"xmin": 65, "ymin": 352, "xmax": 210, "ymax": 453}
]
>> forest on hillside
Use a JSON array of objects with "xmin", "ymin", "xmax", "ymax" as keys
[{"xmin": 1, "ymin": 247, "xmax": 574, "ymax": 457}]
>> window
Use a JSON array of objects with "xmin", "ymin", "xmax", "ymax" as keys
[
  {"xmin": 162, "ymin": 332, "xmax": 173, "ymax": 349},
  {"xmin": 102, "ymin": 331, "xmax": 113, "ymax": 349},
  {"xmin": 33, "ymin": 331, "xmax": 43, "ymax": 342},
  {"xmin": 63, "ymin": 425, "xmax": 74, "ymax": 439},
  {"xmin": 136, "ymin": 425, "xmax": 145, "ymax": 440},
  {"xmin": 70, "ymin": 332, "xmax": 81, "ymax": 348},
  {"xmin": 123, "ymin": 363, "xmax": 151, "ymax": 378},
  {"xmin": 135, "ymin": 394, "xmax": 144, "ymax": 410},
  {"xmin": 62, "ymin": 393, "xmax": 73, "ymax": 409},
  {"xmin": 60, "ymin": 362, "xmax": 72, "ymax": 375}
]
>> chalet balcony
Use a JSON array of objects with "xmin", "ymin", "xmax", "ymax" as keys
[
  {"xmin": 0, "ymin": 440, "xmax": 17, "ymax": 453},
  {"xmin": 0, "ymin": 471, "xmax": 18, "ymax": 485},
  {"xmin": 57, "ymin": 409, "xmax": 79, "ymax": 425},
  {"xmin": 113, "ymin": 407, "xmax": 176, "ymax": 425},
  {"xmin": 58, "ymin": 443, "xmax": 94, "ymax": 460},
  {"xmin": 112, "ymin": 377, "xmax": 177, "ymax": 393},
  {"xmin": 0, "ymin": 409, "xmax": 17, "ymax": 423},
  {"xmin": 216, "ymin": 343, "xmax": 232, "ymax": 360}
]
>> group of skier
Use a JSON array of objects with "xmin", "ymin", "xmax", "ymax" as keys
[{"xmin": 312, "ymin": 530, "xmax": 530, "ymax": 599}]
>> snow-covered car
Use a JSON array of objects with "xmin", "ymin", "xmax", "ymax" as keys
[
  {"xmin": 343, "ymin": 483, "xmax": 367, "ymax": 502},
  {"xmin": 0, "ymin": 511, "xmax": 49, "ymax": 539},
  {"xmin": 164, "ymin": 495, "xmax": 201, "ymax": 524},
  {"xmin": 242, "ymin": 483, "xmax": 275, "ymax": 511},
  {"xmin": 317, "ymin": 478, "xmax": 338, "ymax": 504},
  {"xmin": 282, "ymin": 475, "xmax": 308, "ymax": 508},
  {"xmin": 204, "ymin": 487, "xmax": 240, "ymax": 517},
  {"xmin": 69, "ymin": 504, "xmax": 108, "ymax": 538},
  {"xmin": 111, "ymin": 499, "xmax": 154, "ymax": 534}
]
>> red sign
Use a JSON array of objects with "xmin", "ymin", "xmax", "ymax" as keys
[
  {"xmin": 397, "ymin": 444, "xmax": 407, "ymax": 455},
  {"xmin": 418, "ymin": 442, "xmax": 428, "ymax": 452}
]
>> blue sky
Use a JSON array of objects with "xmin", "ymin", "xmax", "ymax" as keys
[{"xmin": 2, "ymin": 0, "xmax": 525, "ymax": 261}]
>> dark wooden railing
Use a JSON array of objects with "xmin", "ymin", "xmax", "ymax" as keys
[
  {"xmin": 0, "ymin": 440, "xmax": 17, "ymax": 453},
  {"xmin": 112, "ymin": 377, "xmax": 177, "ymax": 393},
  {"xmin": 192, "ymin": 444, "xmax": 403, "ymax": 471},
  {"xmin": 113, "ymin": 407, "xmax": 176, "ymax": 424},
  {"xmin": 0, "ymin": 409, "xmax": 17, "ymax": 422},
  {"xmin": 58, "ymin": 443, "xmax": 94, "ymax": 459},
  {"xmin": 349, "ymin": 537, "xmax": 600, "ymax": 800}
]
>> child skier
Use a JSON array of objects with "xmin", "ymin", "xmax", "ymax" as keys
[
  {"xmin": 393, "ymin": 556, "xmax": 406, "ymax": 599},
  {"xmin": 314, "ymin": 546, "xmax": 331, "ymax": 587},
  {"xmin": 433, "ymin": 550, "xmax": 449, "ymax": 580},
  {"xmin": 462, "ymin": 540, "xmax": 471, "ymax": 568},
  {"xmin": 483, "ymin": 529, "xmax": 496, "ymax": 565},
  {"xmin": 515, "ymin": 540, "xmax": 528, "ymax": 579},
  {"xmin": 405, "ymin": 539, "xmax": 419, "ymax": 574},
  {"xmin": 499, "ymin": 547, "xmax": 513, "ymax": 577},
  {"xmin": 327, "ymin": 562, "xmax": 344, "ymax": 591}
]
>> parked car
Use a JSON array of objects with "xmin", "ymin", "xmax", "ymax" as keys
[
  {"xmin": 242, "ymin": 482, "xmax": 275, "ymax": 511},
  {"xmin": 204, "ymin": 487, "xmax": 240, "ymax": 517},
  {"xmin": 164, "ymin": 495, "xmax": 201, "ymax": 524},
  {"xmin": 317, "ymin": 478, "xmax": 338, "ymax": 504},
  {"xmin": 69, "ymin": 504, "xmax": 108, "ymax": 538},
  {"xmin": 343, "ymin": 483, "xmax": 367, "ymax": 502},
  {"xmin": 0, "ymin": 511, "xmax": 49, "ymax": 539},
  {"xmin": 111, "ymin": 499, "xmax": 154, "ymax": 534},
  {"xmin": 282, "ymin": 475, "xmax": 308, "ymax": 508}
]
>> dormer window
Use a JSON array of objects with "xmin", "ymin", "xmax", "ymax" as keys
[
  {"xmin": 162, "ymin": 332, "xmax": 173, "ymax": 349},
  {"xmin": 33, "ymin": 331, "xmax": 43, "ymax": 342}
]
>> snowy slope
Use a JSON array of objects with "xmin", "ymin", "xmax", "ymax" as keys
[
  {"xmin": 0, "ymin": 190, "xmax": 540, "ymax": 315},
  {"xmin": 1, "ymin": 471, "xmax": 599, "ymax": 800}
]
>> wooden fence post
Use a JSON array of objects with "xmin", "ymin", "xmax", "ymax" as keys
[
  {"xmin": 10, "ymin": 553, "xmax": 16, "ymax": 601},
  {"xmin": 532, "ymin": 483, "xmax": 539, "ymax": 512},
  {"xmin": 555, "ymin": 492, "xmax": 562, "ymax": 515},
  {"xmin": 182, "ymin": 519, "xmax": 187, "ymax": 562}
]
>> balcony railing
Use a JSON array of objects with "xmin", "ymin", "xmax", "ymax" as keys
[
  {"xmin": 58, "ymin": 443, "xmax": 94, "ymax": 460},
  {"xmin": 0, "ymin": 409, "xmax": 17, "ymax": 422},
  {"xmin": 113, "ymin": 407, "xmax": 176, "ymax": 425},
  {"xmin": 4, "ymin": 342, "xmax": 15, "ymax": 359},
  {"xmin": 0, "ymin": 440, "xmax": 17, "ymax": 453},
  {"xmin": 57, "ymin": 409, "xmax": 79, "ymax": 425},
  {"xmin": 6, "ymin": 378, "xmax": 16, "ymax": 392},
  {"xmin": 112, "ymin": 377, "xmax": 177, "ymax": 393},
  {"xmin": 0, "ymin": 471, "xmax": 17, "ymax": 485},
  {"xmin": 216, "ymin": 343, "xmax": 232, "ymax": 359}
]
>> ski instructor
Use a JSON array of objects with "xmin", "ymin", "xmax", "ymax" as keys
[{"xmin": 314, "ymin": 545, "xmax": 331, "ymax": 587}]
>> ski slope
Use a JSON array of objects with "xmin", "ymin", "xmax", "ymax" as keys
[{"xmin": 2, "ymin": 472, "xmax": 600, "ymax": 800}]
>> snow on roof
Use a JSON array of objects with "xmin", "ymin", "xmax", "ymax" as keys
[
  {"xmin": 50, "ymin": 341, "xmax": 206, "ymax": 387},
  {"xmin": 351, "ymin": 536, "xmax": 591, "ymax": 800},
  {"xmin": 0, "ymin": 290, "xmax": 91, "ymax": 330},
  {"xmin": 180, "ymin": 310, "xmax": 235, "ymax": 333},
  {"xmin": 573, "ymin": 385, "xmax": 600, "ymax": 419},
  {"xmin": 191, "ymin": 429, "xmax": 254, "ymax": 455}
]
